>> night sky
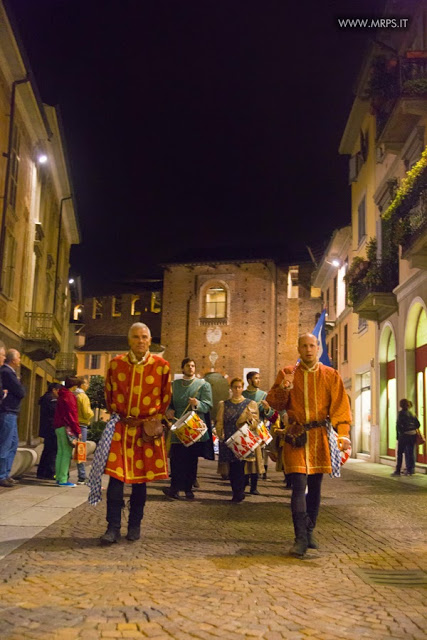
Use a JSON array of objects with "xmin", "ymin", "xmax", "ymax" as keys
[{"xmin": 6, "ymin": 0, "xmax": 387, "ymax": 294}]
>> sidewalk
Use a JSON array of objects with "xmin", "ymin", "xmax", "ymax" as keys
[
  {"xmin": 0, "ymin": 468, "xmax": 90, "ymax": 561},
  {"xmin": 0, "ymin": 458, "xmax": 425, "ymax": 562}
]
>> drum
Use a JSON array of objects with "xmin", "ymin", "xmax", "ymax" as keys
[
  {"xmin": 256, "ymin": 420, "xmax": 273, "ymax": 446},
  {"xmin": 336, "ymin": 434, "xmax": 352, "ymax": 465},
  {"xmin": 171, "ymin": 411, "xmax": 207, "ymax": 447},
  {"xmin": 225, "ymin": 423, "xmax": 262, "ymax": 460}
]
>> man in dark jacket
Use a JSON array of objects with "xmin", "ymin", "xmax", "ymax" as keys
[
  {"xmin": 0, "ymin": 349, "xmax": 26, "ymax": 487},
  {"xmin": 391, "ymin": 398, "xmax": 419, "ymax": 477},
  {"xmin": 37, "ymin": 383, "xmax": 61, "ymax": 479}
]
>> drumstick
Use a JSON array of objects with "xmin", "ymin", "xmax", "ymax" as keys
[{"xmin": 280, "ymin": 361, "xmax": 300, "ymax": 388}]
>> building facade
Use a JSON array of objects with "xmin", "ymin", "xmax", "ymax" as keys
[
  {"xmin": 337, "ymin": 1, "xmax": 427, "ymax": 471},
  {"xmin": 161, "ymin": 258, "xmax": 322, "ymax": 389},
  {"xmin": 0, "ymin": 2, "xmax": 80, "ymax": 443}
]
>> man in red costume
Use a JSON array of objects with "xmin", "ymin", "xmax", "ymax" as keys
[
  {"xmin": 100, "ymin": 322, "xmax": 171, "ymax": 544},
  {"xmin": 267, "ymin": 333, "xmax": 351, "ymax": 558}
]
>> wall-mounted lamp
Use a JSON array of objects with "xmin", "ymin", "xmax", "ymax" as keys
[
  {"xmin": 68, "ymin": 278, "xmax": 74, "ymax": 284},
  {"xmin": 326, "ymin": 257, "xmax": 341, "ymax": 268},
  {"xmin": 37, "ymin": 154, "xmax": 48, "ymax": 164}
]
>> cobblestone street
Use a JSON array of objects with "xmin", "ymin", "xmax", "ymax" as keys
[{"xmin": 0, "ymin": 460, "xmax": 426, "ymax": 640}]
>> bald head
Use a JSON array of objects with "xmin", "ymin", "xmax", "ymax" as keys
[{"xmin": 297, "ymin": 334, "xmax": 319, "ymax": 367}]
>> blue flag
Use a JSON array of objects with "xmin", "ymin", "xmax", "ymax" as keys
[{"xmin": 312, "ymin": 309, "xmax": 331, "ymax": 366}]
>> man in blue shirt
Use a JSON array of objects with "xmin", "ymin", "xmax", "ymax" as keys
[{"xmin": 0, "ymin": 349, "xmax": 26, "ymax": 487}]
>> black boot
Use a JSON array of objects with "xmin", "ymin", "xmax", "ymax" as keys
[
  {"xmin": 126, "ymin": 495, "xmax": 144, "ymax": 541},
  {"xmin": 250, "ymin": 474, "xmax": 260, "ymax": 495},
  {"xmin": 100, "ymin": 499, "xmax": 123, "ymax": 545},
  {"xmin": 306, "ymin": 515, "xmax": 319, "ymax": 549},
  {"xmin": 289, "ymin": 512, "xmax": 308, "ymax": 558}
]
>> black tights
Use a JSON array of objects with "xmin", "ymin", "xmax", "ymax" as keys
[
  {"xmin": 106, "ymin": 476, "xmax": 147, "ymax": 527},
  {"xmin": 290, "ymin": 473, "xmax": 323, "ymax": 525}
]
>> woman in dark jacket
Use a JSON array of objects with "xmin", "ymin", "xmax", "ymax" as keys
[
  {"xmin": 37, "ymin": 383, "xmax": 61, "ymax": 479},
  {"xmin": 391, "ymin": 399, "xmax": 419, "ymax": 477}
]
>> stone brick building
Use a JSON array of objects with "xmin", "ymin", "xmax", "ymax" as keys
[{"xmin": 161, "ymin": 257, "xmax": 322, "ymax": 389}]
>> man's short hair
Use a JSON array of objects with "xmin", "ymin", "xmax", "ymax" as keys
[
  {"xmin": 181, "ymin": 357, "xmax": 195, "ymax": 369},
  {"xmin": 128, "ymin": 322, "xmax": 151, "ymax": 339},
  {"xmin": 246, "ymin": 370, "xmax": 258, "ymax": 383},
  {"xmin": 64, "ymin": 376, "xmax": 80, "ymax": 389},
  {"xmin": 48, "ymin": 382, "xmax": 62, "ymax": 393},
  {"xmin": 5, "ymin": 349, "xmax": 19, "ymax": 364},
  {"xmin": 76, "ymin": 376, "xmax": 87, "ymax": 388},
  {"xmin": 399, "ymin": 398, "xmax": 410, "ymax": 411}
]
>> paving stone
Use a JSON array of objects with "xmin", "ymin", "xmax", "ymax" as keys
[{"xmin": 0, "ymin": 461, "xmax": 426, "ymax": 640}]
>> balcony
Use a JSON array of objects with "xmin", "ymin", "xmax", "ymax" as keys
[
  {"xmin": 347, "ymin": 259, "xmax": 398, "ymax": 323},
  {"xmin": 55, "ymin": 352, "xmax": 77, "ymax": 379},
  {"xmin": 24, "ymin": 312, "xmax": 60, "ymax": 361},
  {"xmin": 372, "ymin": 55, "xmax": 427, "ymax": 148},
  {"xmin": 400, "ymin": 191, "xmax": 427, "ymax": 269}
]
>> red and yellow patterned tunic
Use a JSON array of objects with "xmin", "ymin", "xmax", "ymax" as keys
[
  {"xmin": 104, "ymin": 352, "xmax": 171, "ymax": 484},
  {"xmin": 266, "ymin": 362, "xmax": 351, "ymax": 475}
]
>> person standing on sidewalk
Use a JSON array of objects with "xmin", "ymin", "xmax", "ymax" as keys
[
  {"xmin": 98, "ymin": 322, "xmax": 171, "ymax": 544},
  {"xmin": 73, "ymin": 377, "xmax": 94, "ymax": 484},
  {"xmin": 163, "ymin": 358, "xmax": 213, "ymax": 500},
  {"xmin": 391, "ymin": 399, "xmax": 419, "ymax": 477},
  {"xmin": 0, "ymin": 349, "xmax": 25, "ymax": 488},
  {"xmin": 267, "ymin": 333, "xmax": 351, "ymax": 558},
  {"xmin": 243, "ymin": 370, "xmax": 275, "ymax": 488},
  {"xmin": 54, "ymin": 377, "xmax": 81, "ymax": 487},
  {"xmin": 0, "ymin": 341, "xmax": 6, "ymax": 406},
  {"xmin": 37, "ymin": 382, "xmax": 61, "ymax": 480}
]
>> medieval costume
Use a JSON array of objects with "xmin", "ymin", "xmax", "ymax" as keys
[
  {"xmin": 267, "ymin": 361, "xmax": 351, "ymax": 555},
  {"xmin": 216, "ymin": 397, "xmax": 262, "ymax": 502},
  {"xmin": 164, "ymin": 377, "xmax": 213, "ymax": 499},
  {"xmin": 102, "ymin": 351, "xmax": 171, "ymax": 542}
]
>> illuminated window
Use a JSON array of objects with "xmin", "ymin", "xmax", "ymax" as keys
[
  {"xmin": 131, "ymin": 295, "xmax": 141, "ymax": 315},
  {"xmin": 287, "ymin": 266, "xmax": 299, "ymax": 298},
  {"xmin": 92, "ymin": 298, "xmax": 103, "ymax": 319},
  {"xmin": 205, "ymin": 286, "xmax": 227, "ymax": 318},
  {"xmin": 73, "ymin": 304, "xmax": 83, "ymax": 321},
  {"xmin": 151, "ymin": 292, "xmax": 161, "ymax": 314},
  {"xmin": 112, "ymin": 295, "xmax": 122, "ymax": 317}
]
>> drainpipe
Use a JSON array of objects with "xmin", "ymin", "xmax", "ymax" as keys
[
  {"xmin": 0, "ymin": 76, "xmax": 30, "ymax": 291},
  {"xmin": 53, "ymin": 195, "xmax": 73, "ymax": 314}
]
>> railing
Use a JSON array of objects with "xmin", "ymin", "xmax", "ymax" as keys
[
  {"xmin": 348, "ymin": 259, "xmax": 398, "ymax": 309},
  {"xmin": 24, "ymin": 312, "xmax": 55, "ymax": 341},
  {"xmin": 56, "ymin": 352, "xmax": 77, "ymax": 373},
  {"xmin": 400, "ymin": 192, "xmax": 427, "ymax": 255}
]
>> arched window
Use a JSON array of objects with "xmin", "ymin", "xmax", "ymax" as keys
[
  {"xmin": 73, "ymin": 304, "xmax": 83, "ymax": 321},
  {"xmin": 205, "ymin": 285, "xmax": 227, "ymax": 318},
  {"xmin": 131, "ymin": 295, "xmax": 141, "ymax": 316}
]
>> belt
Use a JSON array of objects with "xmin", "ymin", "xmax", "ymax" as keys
[{"xmin": 303, "ymin": 420, "xmax": 329, "ymax": 431}]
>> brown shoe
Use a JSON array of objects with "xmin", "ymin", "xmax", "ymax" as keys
[
  {"xmin": 7, "ymin": 477, "xmax": 19, "ymax": 484},
  {"xmin": 0, "ymin": 479, "xmax": 14, "ymax": 487}
]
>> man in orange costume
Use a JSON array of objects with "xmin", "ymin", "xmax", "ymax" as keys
[
  {"xmin": 100, "ymin": 322, "xmax": 171, "ymax": 544},
  {"xmin": 267, "ymin": 333, "xmax": 351, "ymax": 558}
]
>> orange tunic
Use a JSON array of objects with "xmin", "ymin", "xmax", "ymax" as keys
[
  {"xmin": 104, "ymin": 352, "xmax": 171, "ymax": 484},
  {"xmin": 266, "ymin": 362, "xmax": 351, "ymax": 475}
]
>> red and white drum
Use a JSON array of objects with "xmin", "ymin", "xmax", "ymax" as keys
[
  {"xmin": 256, "ymin": 420, "xmax": 273, "ymax": 446},
  {"xmin": 172, "ymin": 411, "xmax": 207, "ymax": 447},
  {"xmin": 225, "ymin": 423, "xmax": 262, "ymax": 460},
  {"xmin": 336, "ymin": 434, "xmax": 352, "ymax": 465}
]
